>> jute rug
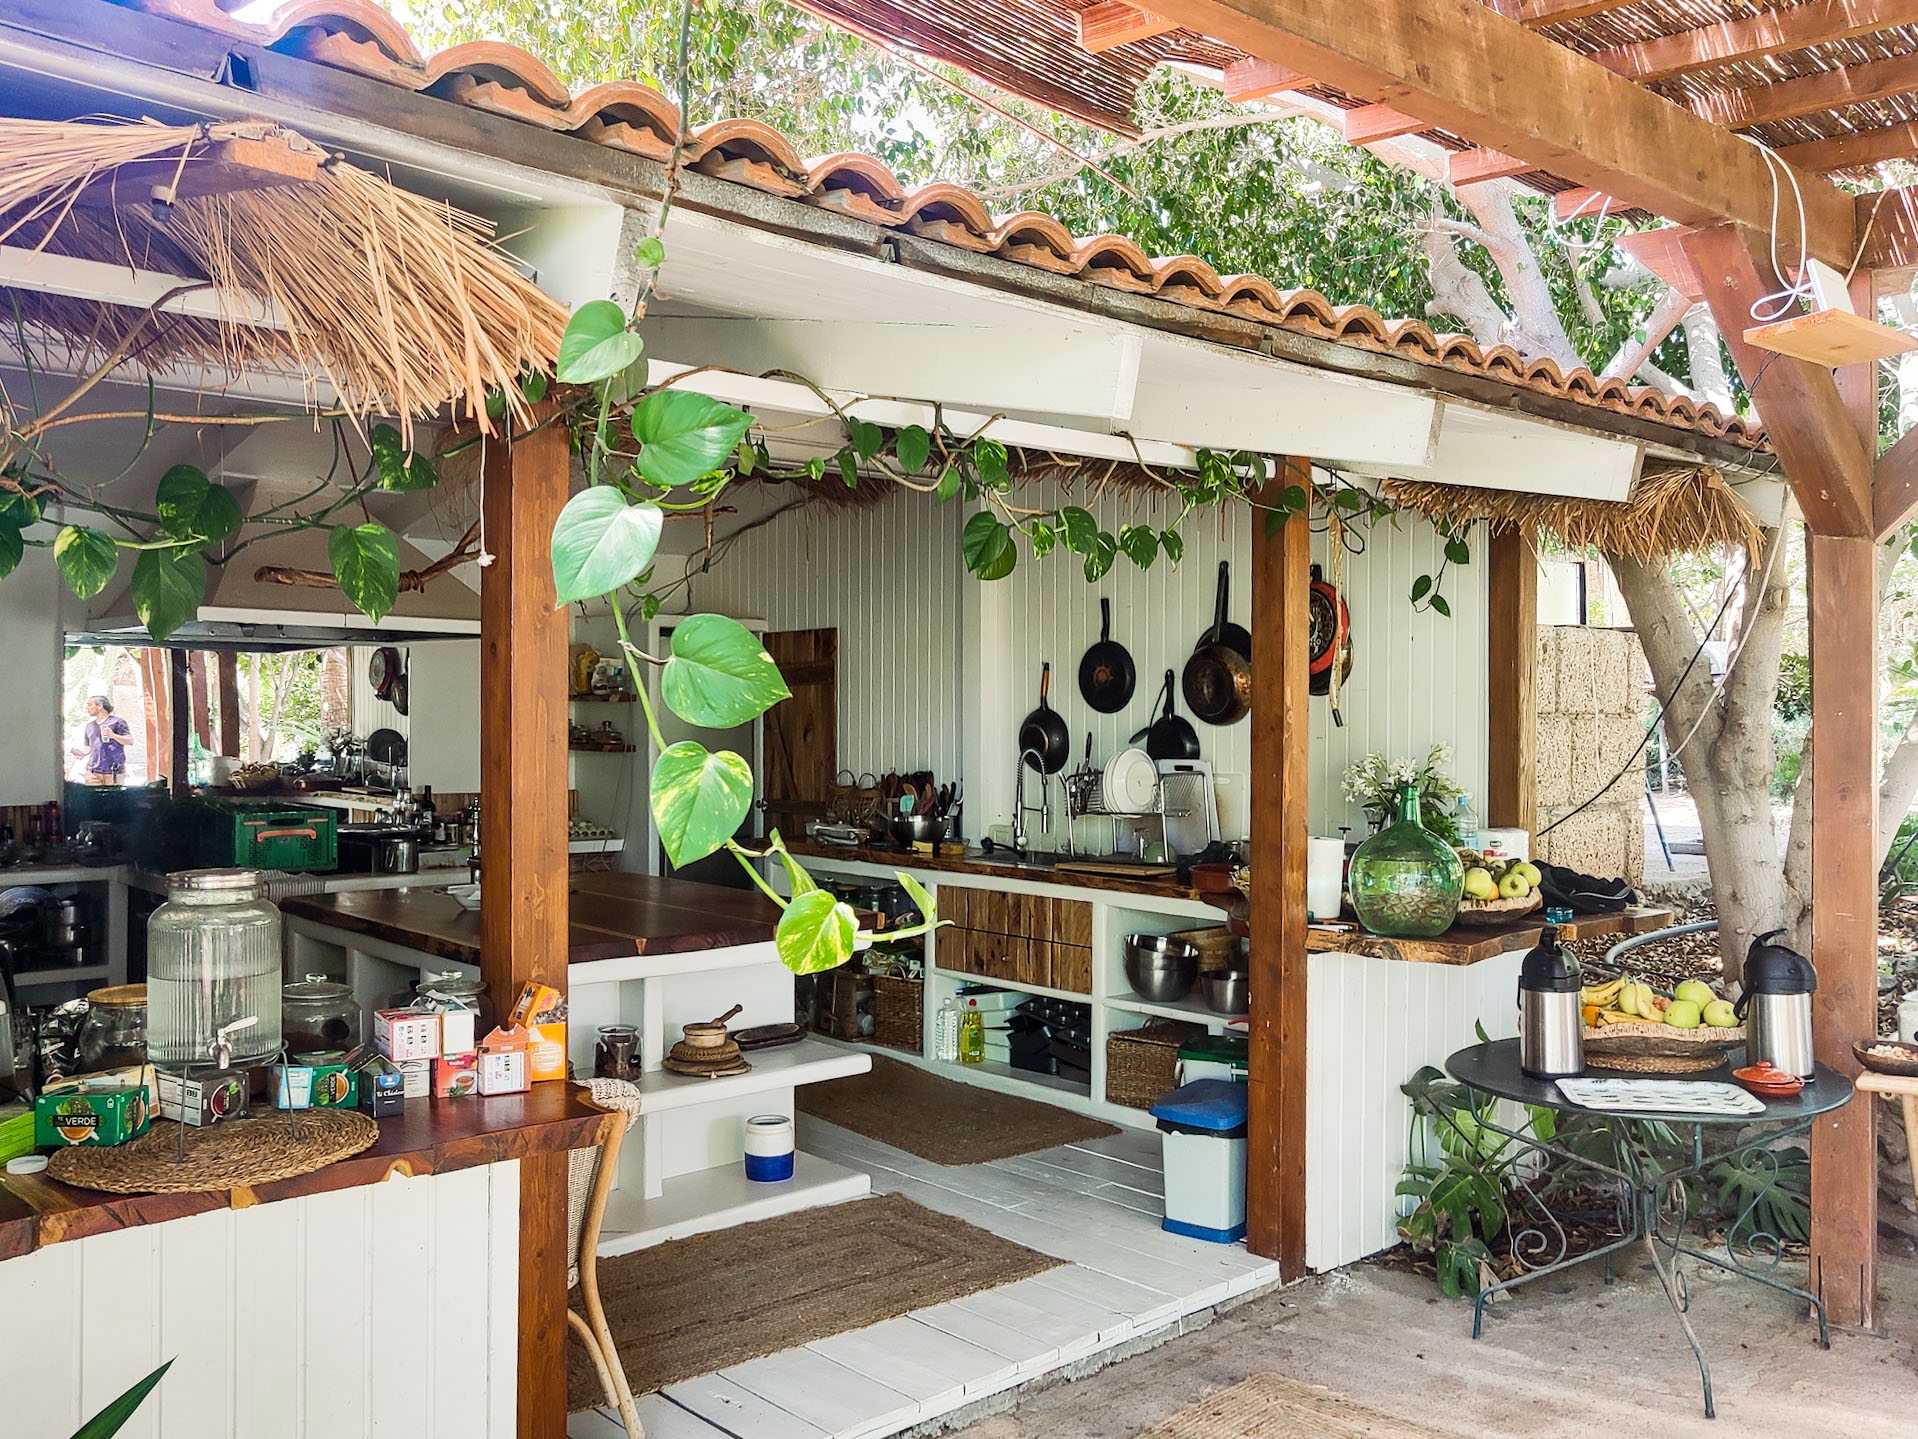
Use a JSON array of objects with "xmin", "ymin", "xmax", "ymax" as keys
[
  {"xmin": 795, "ymin": 1053, "xmax": 1120, "ymax": 1164},
  {"xmin": 568, "ymin": 1191, "xmax": 1062, "ymax": 1409},
  {"xmin": 1135, "ymin": 1372, "xmax": 1473, "ymax": 1439}
]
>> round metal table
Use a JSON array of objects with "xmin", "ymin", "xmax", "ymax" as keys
[{"xmin": 1442, "ymin": 1039, "xmax": 1853, "ymax": 1418}]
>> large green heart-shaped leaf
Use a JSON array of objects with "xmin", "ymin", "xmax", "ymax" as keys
[
  {"xmin": 55, "ymin": 525, "xmax": 118, "ymax": 599},
  {"xmin": 1119, "ymin": 523, "xmax": 1158, "ymax": 570},
  {"xmin": 556, "ymin": 300, "xmax": 645, "ymax": 385},
  {"xmin": 369, "ymin": 423, "xmax": 438, "ymax": 491},
  {"xmin": 651, "ymin": 741, "xmax": 752, "ymax": 866},
  {"xmin": 155, "ymin": 465, "xmax": 241, "ymax": 544},
  {"xmin": 631, "ymin": 390, "xmax": 753, "ymax": 489},
  {"xmin": 131, "ymin": 549, "xmax": 206, "ymax": 642},
  {"xmin": 329, "ymin": 522, "xmax": 400, "ymax": 623},
  {"xmin": 0, "ymin": 487, "xmax": 39, "ymax": 529},
  {"xmin": 962, "ymin": 511, "xmax": 1016, "ymax": 580},
  {"xmin": 770, "ymin": 835, "xmax": 818, "ymax": 898},
  {"xmin": 551, "ymin": 486, "xmax": 663, "ymax": 607},
  {"xmin": 775, "ymin": 889, "xmax": 859, "ymax": 975},
  {"xmin": 1059, "ymin": 506, "xmax": 1099, "ymax": 555},
  {"xmin": 894, "ymin": 424, "xmax": 931, "ymax": 474},
  {"xmin": 0, "ymin": 522, "xmax": 21, "ymax": 580},
  {"xmin": 660, "ymin": 614, "xmax": 790, "ymax": 728}
]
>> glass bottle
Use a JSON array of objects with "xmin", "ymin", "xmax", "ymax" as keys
[
  {"xmin": 1347, "ymin": 784, "xmax": 1464, "ymax": 938},
  {"xmin": 146, "ymin": 869, "xmax": 283, "ymax": 1066},
  {"xmin": 958, "ymin": 998, "xmax": 985, "ymax": 1065}
]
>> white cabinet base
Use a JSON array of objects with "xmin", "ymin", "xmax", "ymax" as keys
[{"xmin": 597, "ymin": 1150, "xmax": 870, "ymax": 1256}]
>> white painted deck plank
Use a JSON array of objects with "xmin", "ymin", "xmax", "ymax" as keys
[
  {"xmin": 1024, "ymin": 1263, "xmax": 1187, "ymax": 1332},
  {"xmin": 567, "ymin": 1409, "xmax": 628, "ymax": 1439},
  {"xmin": 995, "ymin": 1147, "xmax": 1162, "ymax": 1191},
  {"xmin": 662, "ymin": 1373, "xmax": 831, "ymax": 1439},
  {"xmin": 805, "ymin": 1319, "xmax": 991, "ymax": 1406},
  {"xmin": 719, "ymin": 1348, "xmax": 919, "ymax": 1438},
  {"xmin": 993, "ymin": 1271, "xmax": 1136, "ymax": 1346},
  {"xmin": 633, "ymin": 1393, "xmax": 738, "ymax": 1439}
]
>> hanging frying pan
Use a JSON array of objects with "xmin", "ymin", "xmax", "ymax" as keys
[
  {"xmin": 1077, "ymin": 597, "xmax": 1135, "ymax": 713},
  {"xmin": 1194, "ymin": 561, "xmax": 1251, "ymax": 659},
  {"xmin": 1131, "ymin": 669, "xmax": 1201, "ymax": 761},
  {"xmin": 1019, "ymin": 662, "xmax": 1070, "ymax": 773},
  {"xmin": 368, "ymin": 646, "xmax": 403, "ymax": 701},
  {"xmin": 1308, "ymin": 563, "xmax": 1353, "ymax": 697},
  {"xmin": 1183, "ymin": 565, "xmax": 1252, "ymax": 726}
]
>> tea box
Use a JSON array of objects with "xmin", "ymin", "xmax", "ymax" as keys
[
  {"xmin": 156, "ymin": 1070, "xmax": 251, "ymax": 1126},
  {"xmin": 432, "ymin": 1052, "xmax": 478, "ymax": 1099},
  {"xmin": 35, "ymin": 1066, "xmax": 156, "ymax": 1147},
  {"xmin": 273, "ymin": 1060, "xmax": 357, "ymax": 1110},
  {"xmin": 476, "ymin": 1025, "xmax": 529, "ymax": 1096}
]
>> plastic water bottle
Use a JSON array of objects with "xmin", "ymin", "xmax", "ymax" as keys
[
  {"xmin": 959, "ymin": 999, "xmax": 985, "ymax": 1065},
  {"xmin": 1453, "ymin": 794, "xmax": 1480, "ymax": 851},
  {"xmin": 934, "ymin": 996, "xmax": 961, "ymax": 1062}
]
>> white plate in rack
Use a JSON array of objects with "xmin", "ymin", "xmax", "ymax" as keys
[{"xmin": 1105, "ymin": 747, "xmax": 1159, "ymax": 814}]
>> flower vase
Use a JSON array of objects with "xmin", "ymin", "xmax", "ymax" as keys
[{"xmin": 1347, "ymin": 783, "xmax": 1464, "ymax": 938}]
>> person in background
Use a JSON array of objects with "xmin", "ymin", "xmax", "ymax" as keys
[{"xmin": 72, "ymin": 694, "xmax": 131, "ymax": 785}]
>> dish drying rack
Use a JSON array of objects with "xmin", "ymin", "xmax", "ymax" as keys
[{"xmin": 1060, "ymin": 762, "xmax": 1191, "ymax": 857}]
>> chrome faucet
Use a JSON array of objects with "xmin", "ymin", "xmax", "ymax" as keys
[{"xmin": 1013, "ymin": 747, "xmax": 1051, "ymax": 857}]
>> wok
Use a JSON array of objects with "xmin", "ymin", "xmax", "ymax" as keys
[
  {"xmin": 1131, "ymin": 669, "xmax": 1201, "ymax": 761},
  {"xmin": 1077, "ymin": 597, "xmax": 1135, "ymax": 713},
  {"xmin": 1019, "ymin": 663, "xmax": 1070, "ymax": 773}
]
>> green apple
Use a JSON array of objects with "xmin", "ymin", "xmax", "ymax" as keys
[
  {"xmin": 1674, "ymin": 979, "xmax": 1716, "ymax": 1009},
  {"xmin": 1513, "ymin": 860, "xmax": 1543, "ymax": 888},
  {"xmin": 1664, "ymin": 999, "xmax": 1702, "ymax": 1029},
  {"xmin": 1498, "ymin": 870, "xmax": 1530, "ymax": 899},
  {"xmin": 1463, "ymin": 867, "xmax": 1498, "ymax": 901},
  {"xmin": 1701, "ymin": 999, "xmax": 1738, "ymax": 1029}
]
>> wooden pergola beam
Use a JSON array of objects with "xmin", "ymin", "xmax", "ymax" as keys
[
  {"xmin": 1696, "ymin": 50, "xmax": 1918, "ymax": 129},
  {"xmin": 1223, "ymin": 56, "xmax": 1313, "ymax": 100},
  {"xmin": 1876, "ymin": 424, "xmax": 1918, "ymax": 539},
  {"xmin": 1450, "ymin": 147, "xmax": 1534, "ymax": 185},
  {"xmin": 1075, "ymin": 2, "xmax": 1179, "ymax": 52},
  {"xmin": 1678, "ymin": 223, "xmax": 1875, "ymax": 537},
  {"xmin": 1486, "ymin": 527, "xmax": 1538, "ymax": 835},
  {"xmin": 1340, "ymin": 103, "xmax": 1426, "ymax": 144},
  {"xmin": 1516, "ymin": 0, "xmax": 1638, "ymax": 23},
  {"xmin": 1780, "ymin": 119, "xmax": 1918, "ymax": 174},
  {"xmin": 1592, "ymin": 0, "xmax": 1918, "ymax": 84},
  {"xmin": 1140, "ymin": 0, "xmax": 1859, "ymax": 266}
]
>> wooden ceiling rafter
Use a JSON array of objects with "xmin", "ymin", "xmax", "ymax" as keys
[
  {"xmin": 1695, "ymin": 49, "xmax": 1918, "ymax": 130},
  {"xmin": 1589, "ymin": 0, "xmax": 1918, "ymax": 84},
  {"xmin": 1780, "ymin": 119, "xmax": 1918, "ymax": 173},
  {"xmin": 1076, "ymin": 3, "xmax": 1180, "ymax": 53}
]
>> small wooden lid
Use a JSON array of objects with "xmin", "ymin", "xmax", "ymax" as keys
[{"xmin": 87, "ymin": 984, "xmax": 147, "ymax": 1008}]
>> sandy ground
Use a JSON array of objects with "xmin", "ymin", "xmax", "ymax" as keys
[{"xmin": 947, "ymin": 1251, "xmax": 1918, "ymax": 1439}]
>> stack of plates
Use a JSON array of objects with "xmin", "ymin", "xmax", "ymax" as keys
[{"xmin": 1103, "ymin": 748, "xmax": 1159, "ymax": 814}]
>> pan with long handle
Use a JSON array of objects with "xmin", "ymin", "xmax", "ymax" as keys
[
  {"xmin": 1183, "ymin": 563, "xmax": 1252, "ymax": 726},
  {"xmin": 1077, "ymin": 597, "xmax": 1135, "ymax": 712},
  {"xmin": 1130, "ymin": 669, "xmax": 1201, "ymax": 760},
  {"xmin": 1019, "ymin": 662, "xmax": 1070, "ymax": 773}
]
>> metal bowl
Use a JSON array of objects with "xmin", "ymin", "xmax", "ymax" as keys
[
  {"xmin": 1123, "ymin": 933, "xmax": 1199, "ymax": 1001},
  {"xmin": 890, "ymin": 813, "xmax": 949, "ymax": 848},
  {"xmin": 1201, "ymin": 969, "xmax": 1250, "ymax": 1015}
]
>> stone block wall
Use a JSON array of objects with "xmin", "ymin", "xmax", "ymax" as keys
[{"xmin": 1533, "ymin": 626, "xmax": 1646, "ymax": 886}]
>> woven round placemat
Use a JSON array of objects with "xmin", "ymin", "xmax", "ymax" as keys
[{"xmin": 48, "ymin": 1109, "xmax": 379, "ymax": 1194}]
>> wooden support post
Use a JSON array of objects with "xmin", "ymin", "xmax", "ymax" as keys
[
  {"xmin": 167, "ymin": 649, "xmax": 190, "ymax": 798},
  {"xmin": 1486, "ymin": 527, "xmax": 1538, "ymax": 835},
  {"xmin": 477, "ymin": 408, "xmax": 572, "ymax": 1438},
  {"xmin": 215, "ymin": 651, "xmax": 242, "ymax": 758},
  {"xmin": 1247, "ymin": 461, "xmax": 1312, "ymax": 1278},
  {"xmin": 186, "ymin": 652, "xmax": 212, "ymax": 752}
]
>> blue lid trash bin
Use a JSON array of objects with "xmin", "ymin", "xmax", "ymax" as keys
[{"xmin": 1150, "ymin": 1079, "xmax": 1249, "ymax": 1243}]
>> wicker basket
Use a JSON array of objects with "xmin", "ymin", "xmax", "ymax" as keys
[
  {"xmin": 1106, "ymin": 1019, "xmax": 1207, "ymax": 1109},
  {"xmin": 1169, "ymin": 926, "xmax": 1245, "ymax": 973},
  {"xmin": 1453, "ymin": 891, "xmax": 1542, "ymax": 925},
  {"xmin": 870, "ymin": 974, "xmax": 923, "ymax": 1053},
  {"xmin": 1582, "ymin": 1021, "xmax": 1744, "ymax": 1074}
]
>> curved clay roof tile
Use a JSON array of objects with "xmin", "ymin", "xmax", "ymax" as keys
[
  {"xmin": 422, "ymin": 42, "xmax": 572, "ymax": 108},
  {"xmin": 256, "ymin": 0, "xmax": 423, "ymax": 64},
  {"xmin": 563, "ymin": 82, "xmax": 680, "ymax": 143},
  {"xmin": 1479, "ymin": 347, "xmax": 1530, "ymax": 380},
  {"xmin": 802, "ymin": 153, "xmax": 908, "ymax": 223},
  {"xmin": 1214, "ymin": 274, "xmax": 1287, "ymax": 318},
  {"xmin": 987, "ymin": 212, "xmax": 1080, "ymax": 273},
  {"xmin": 1149, "ymin": 257, "xmax": 1225, "ymax": 299},
  {"xmin": 1325, "ymin": 306, "xmax": 1391, "ymax": 345},
  {"xmin": 896, "ymin": 184, "xmax": 994, "ymax": 232},
  {"xmin": 685, "ymin": 120, "xmax": 808, "ymax": 178},
  {"xmin": 1072, "ymin": 235, "xmax": 1157, "ymax": 292}
]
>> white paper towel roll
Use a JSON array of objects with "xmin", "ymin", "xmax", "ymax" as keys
[{"xmin": 1307, "ymin": 837, "xmax": 1346, "ymax": 920}]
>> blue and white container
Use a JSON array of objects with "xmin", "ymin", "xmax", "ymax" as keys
[
  {"xmin": 1150, "ymin": 1079, "xmax": 1249, "ymax": 1243},
  {"xmin": 743, "ymin": 1113, "xmax": 795, "ymax": 1182}
]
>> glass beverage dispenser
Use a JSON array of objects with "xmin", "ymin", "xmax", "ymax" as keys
[{"xmin": 147, "ymin": 869, "xmax": 284, "ymax": 1067}]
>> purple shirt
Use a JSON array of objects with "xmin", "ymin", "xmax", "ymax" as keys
[{"xmin": 85, "ymin": 716, "xmax": 129, "ymax": 774}]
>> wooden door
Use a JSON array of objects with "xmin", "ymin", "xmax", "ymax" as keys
[{"xmin": 761, "ymin": 628, "xmax": 837, "ymax": 840}]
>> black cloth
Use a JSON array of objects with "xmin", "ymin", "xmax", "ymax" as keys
[{"xmin": 1535, "ymin": 860, "xmax": 1635, "ymax": 914}]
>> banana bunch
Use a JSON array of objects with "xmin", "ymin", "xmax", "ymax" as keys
[{"xmin": 1579, "ymin": 975, "xmax": 1669, "ymax": 1028}]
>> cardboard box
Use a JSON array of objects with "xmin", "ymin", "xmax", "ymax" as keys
[
  {"xmin": 273, "ymin": 1061, "xmax": 357, "ymax": 1110},
  {"xmin": 156, "ymin": 1070, "xmax": 250, "ymax": 1127},
  {"xmin": 397, "ymin": 1058, "xmax": 431, "ymax": 1100},
  {"xmin": 376, "ymin": 1008, "xmax": 441, "ymax": 1063},
  {"xmin": 432, "ymin": 1052, "xmax": 478, "ymax": 1099},
  {"xmin": 476, "ymin": 1025, "xmax": 529, "ymax": 1096},
  {"xmin": 437, "ymin": 1007, "xmax": 477, "ymax": 1058},
  {"xmin": 353, "ymin": 1054, "xmax": 405, "ymax": 1118},
  {"xmin": 508, "ymin": 982, "xmax": 569, "ymax": 1081},
  {"xmin": 508, "ymin": 982, "xmax": 564, "ymax": 1029},
  {"xmin": 35, "ymin": 1067, "xmax": 155, "ymax": 1147}
]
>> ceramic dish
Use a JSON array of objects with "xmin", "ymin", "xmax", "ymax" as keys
[
  {"xmin": 1853, "ymin": 1038, "xmax": 1918, "ymax": 1077},
  {"xmin": 1105, "ymin": 747, "xmax": 1159, "ymax": 814},
  {"xmin": 1732, "ymin": 1060, "xmax": 1805, "ymax": 1096}
]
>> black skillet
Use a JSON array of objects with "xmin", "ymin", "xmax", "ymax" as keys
[
  {"xmin": 1077, "ymin": 597, "xmax": 1135, "ymax": 713},
  {"xmin": 1131, "ymin": 669, "xmax": 1201, "ymax": 761},
  {"xmin": 1019, "ymin": 662, "xmax": 1070, "ymax": 773},
  {"xmin": 1196, "ymin": 560, "xmax": 1252, "ymax": 658}
]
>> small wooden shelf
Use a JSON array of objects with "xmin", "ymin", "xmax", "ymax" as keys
[
  {"xmin": 568, "ymin": 692, "xmax": 637, "ymax": 704},
  {"xmin": 1107, "ymin": 990, "xmax": 1244, "ymax": 1024},
  {"xmin": 568, "ymin": 742, "xmax": 636, "ymax": 753}
]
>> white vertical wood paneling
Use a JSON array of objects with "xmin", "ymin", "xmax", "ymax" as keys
[
  {"xmin": 0, "ymin": 1165, "xmax": 522, "ymax": 1437},
  {"xmin": 681, "ymin": 475, "xmax": 1488, "ymax": 845}
]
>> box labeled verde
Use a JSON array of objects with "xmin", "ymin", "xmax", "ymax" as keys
[{"xmin": 35, "ymin": 1066, "xmax": 156, "ymax": 1147}]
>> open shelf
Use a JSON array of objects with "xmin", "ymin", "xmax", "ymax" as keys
[
  {"xmin": 1106, "ymin": 990, "xmax": 1244, "ymax": 1024},
  {"xmin": 938, "ymin": 1054, "xmax": 1089, "ymax": 1097},
  {"xmin": 14, "ymin": 965, "xmax": 110, "ymax": 988},
  {"xmin": 631, "ymin": 1040, "xmax": 869, "ymax": 1115},
  {"xmin": 596, "ymin": 1150, "xmax": 870, "ymax": 1256},
  {"xmin": 568, "ymin": 692, "xmax": 637, "ymax": 704},
  {"xmin": 933, "ymin": 970, "xmax": 1091, "ymax": 1004},
  {"xmin": 568, "ymin": 742, "xmax": 637, "ymax": 753}
]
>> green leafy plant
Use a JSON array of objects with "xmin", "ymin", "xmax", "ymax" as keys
[
  {"xmin": 1396, "ymin": 1065, "xmax": 1531, "ymax": 1298},
  {"xmin": 1706, "ymin": 1145, "xmax": 1810, "ymax": 1246},
  {"xmin": 72, "ymin": 1358, "xmax": 171, "ymax": 1439}
]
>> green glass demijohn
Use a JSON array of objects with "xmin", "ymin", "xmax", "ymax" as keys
[{"xmin": 1347, "ymin": 783, "xmax": 1464, "ymax": 938}]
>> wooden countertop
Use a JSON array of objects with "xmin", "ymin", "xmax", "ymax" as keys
[
  {"xmin": 784, "ymin": 839, "xmax": 1204, "ymax": 902},
  {"xmin": 281, "ymin": 872, "xmax": 786, "ymax": 966},
  {"xmin": 1206, "ymin": 895, "xmax": 1673, "ymax": 965},
  {"xmin": 0, "ymin": 1083, "xmax": 607, "ymax": 1260}
]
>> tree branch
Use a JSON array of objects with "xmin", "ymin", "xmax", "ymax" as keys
[
  {"xmin": 1599, "ymin": 290, "xmax": 1693, "ymax": 383},
  {"xmin": 976, "ymin": 111, "xmax": 1303, "ymax": 201}
]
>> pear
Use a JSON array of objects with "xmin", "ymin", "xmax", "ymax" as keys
[
  {"xmin": 1701, "ymin": 999, "xmax": 1738, "ymax": 1029},
  {"xmin": 1674, "ymin": 979, "xmax": 1716, "ymax": 1009},
  {"xmin": 1497, "ymin": 869, "xmax": 1530, "ymax": 899},
  {"xmin": 1463, "ymin": 867, "xmax": 1498, "ymax": 901}
]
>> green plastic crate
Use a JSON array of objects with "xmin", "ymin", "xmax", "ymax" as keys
[{"xmin": 198, "ymin": 799, "xmax": 338, "ymax": 872}]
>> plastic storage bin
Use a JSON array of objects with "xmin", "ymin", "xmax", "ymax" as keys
[{"xmin": 1150, "ymin": 1079, "xmax": 1249, "ymax": 1243}]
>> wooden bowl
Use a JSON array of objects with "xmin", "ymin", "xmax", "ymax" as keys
[
  {"xmin": 1453, "ymin": 891, "xmax": 1542, "ymax": 926},
  {"xmin": 1854, "ymin": 1038, "xmax": 1918, "ymax": 1077},
  {"xmin": 679, "ymin": 1022, "xmax": 731, "ymax": 1050},
  {"xmin": 1582, "ymin": 1021, "xmax": 1744, "ymax": 1074}
]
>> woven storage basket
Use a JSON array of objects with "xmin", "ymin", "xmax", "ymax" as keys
[
  {"xmin": 1106, "ymin": 1019, "xmax": 1207, "ymax": 1109},
  {"xmin": 1581, "ymin": 1021, "xmax": 1743, "ymax": 1074},
  {"xmin": 870, "ymin": 974, "xmax": 923, "ymax": 1053},
  {"xmin": 1169, "ymin": 926, "xmax": 1245, "ymax": 973},
  {"xmin": 1453, "ymin": 891, "xmax": 1542, "ymax": 926}
]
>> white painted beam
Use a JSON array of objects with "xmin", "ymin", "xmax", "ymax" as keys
[
  {"xmin": 0, "ymin": 243, "xmax": 282, "ymax": 328},
  {"xmin": 1410, "ymin": 402, "xmax": 1643, "ymax": 500},
  {"xmin": 641, "ymin": 317, "xmax": 1143, "ymax": 424}
]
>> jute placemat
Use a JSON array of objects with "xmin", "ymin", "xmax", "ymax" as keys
[
  {"xmin": 48, "ymin": 1110, "xmax": 379, "ymax": 1193},
  {"xmin": 569, "ymin": 1191, "xmax": 1062, "ymax": 1408},
  {"xmin": 796, "ymin": 1053, "xmax": 1119, "ymax": 1165},
  {"xmin": 1134, "ymin": 1372, "xmax": 1472, "ymax": 1439}
]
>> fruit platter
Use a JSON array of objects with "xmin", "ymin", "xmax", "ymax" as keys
[
  {"xmin": 1453, "ymin": 851, "xmax": 1543, "ymax": 924},
  {"xmin": 1580, "ymin": 974, "xmax": 1744, "ymax": 1073}
]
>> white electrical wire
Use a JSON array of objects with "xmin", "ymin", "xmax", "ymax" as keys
[{"xmin": 1736, "ymin": 134, "xmax": 1816, "ymax": 324}]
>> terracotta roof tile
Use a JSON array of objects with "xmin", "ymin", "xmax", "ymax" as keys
[{"xmin": 103, "ymin": 0, "xmax": 1766, "ymax": 450}]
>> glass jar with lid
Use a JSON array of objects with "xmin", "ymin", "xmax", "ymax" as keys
[
  {"xmin": 147, "ymin": 869, "xmax": 283, "ymax": 1066},
  {"xmin": 77, "ymin": 984, "xmax": 147, "ymax": 1072},
  {"xmin": 416, "ymin": 971, "xmax": 492, "ymax": 1033},
  {"xmin": 282, "ymin": 974, "xmax": 359, "ymax": 1057}
]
